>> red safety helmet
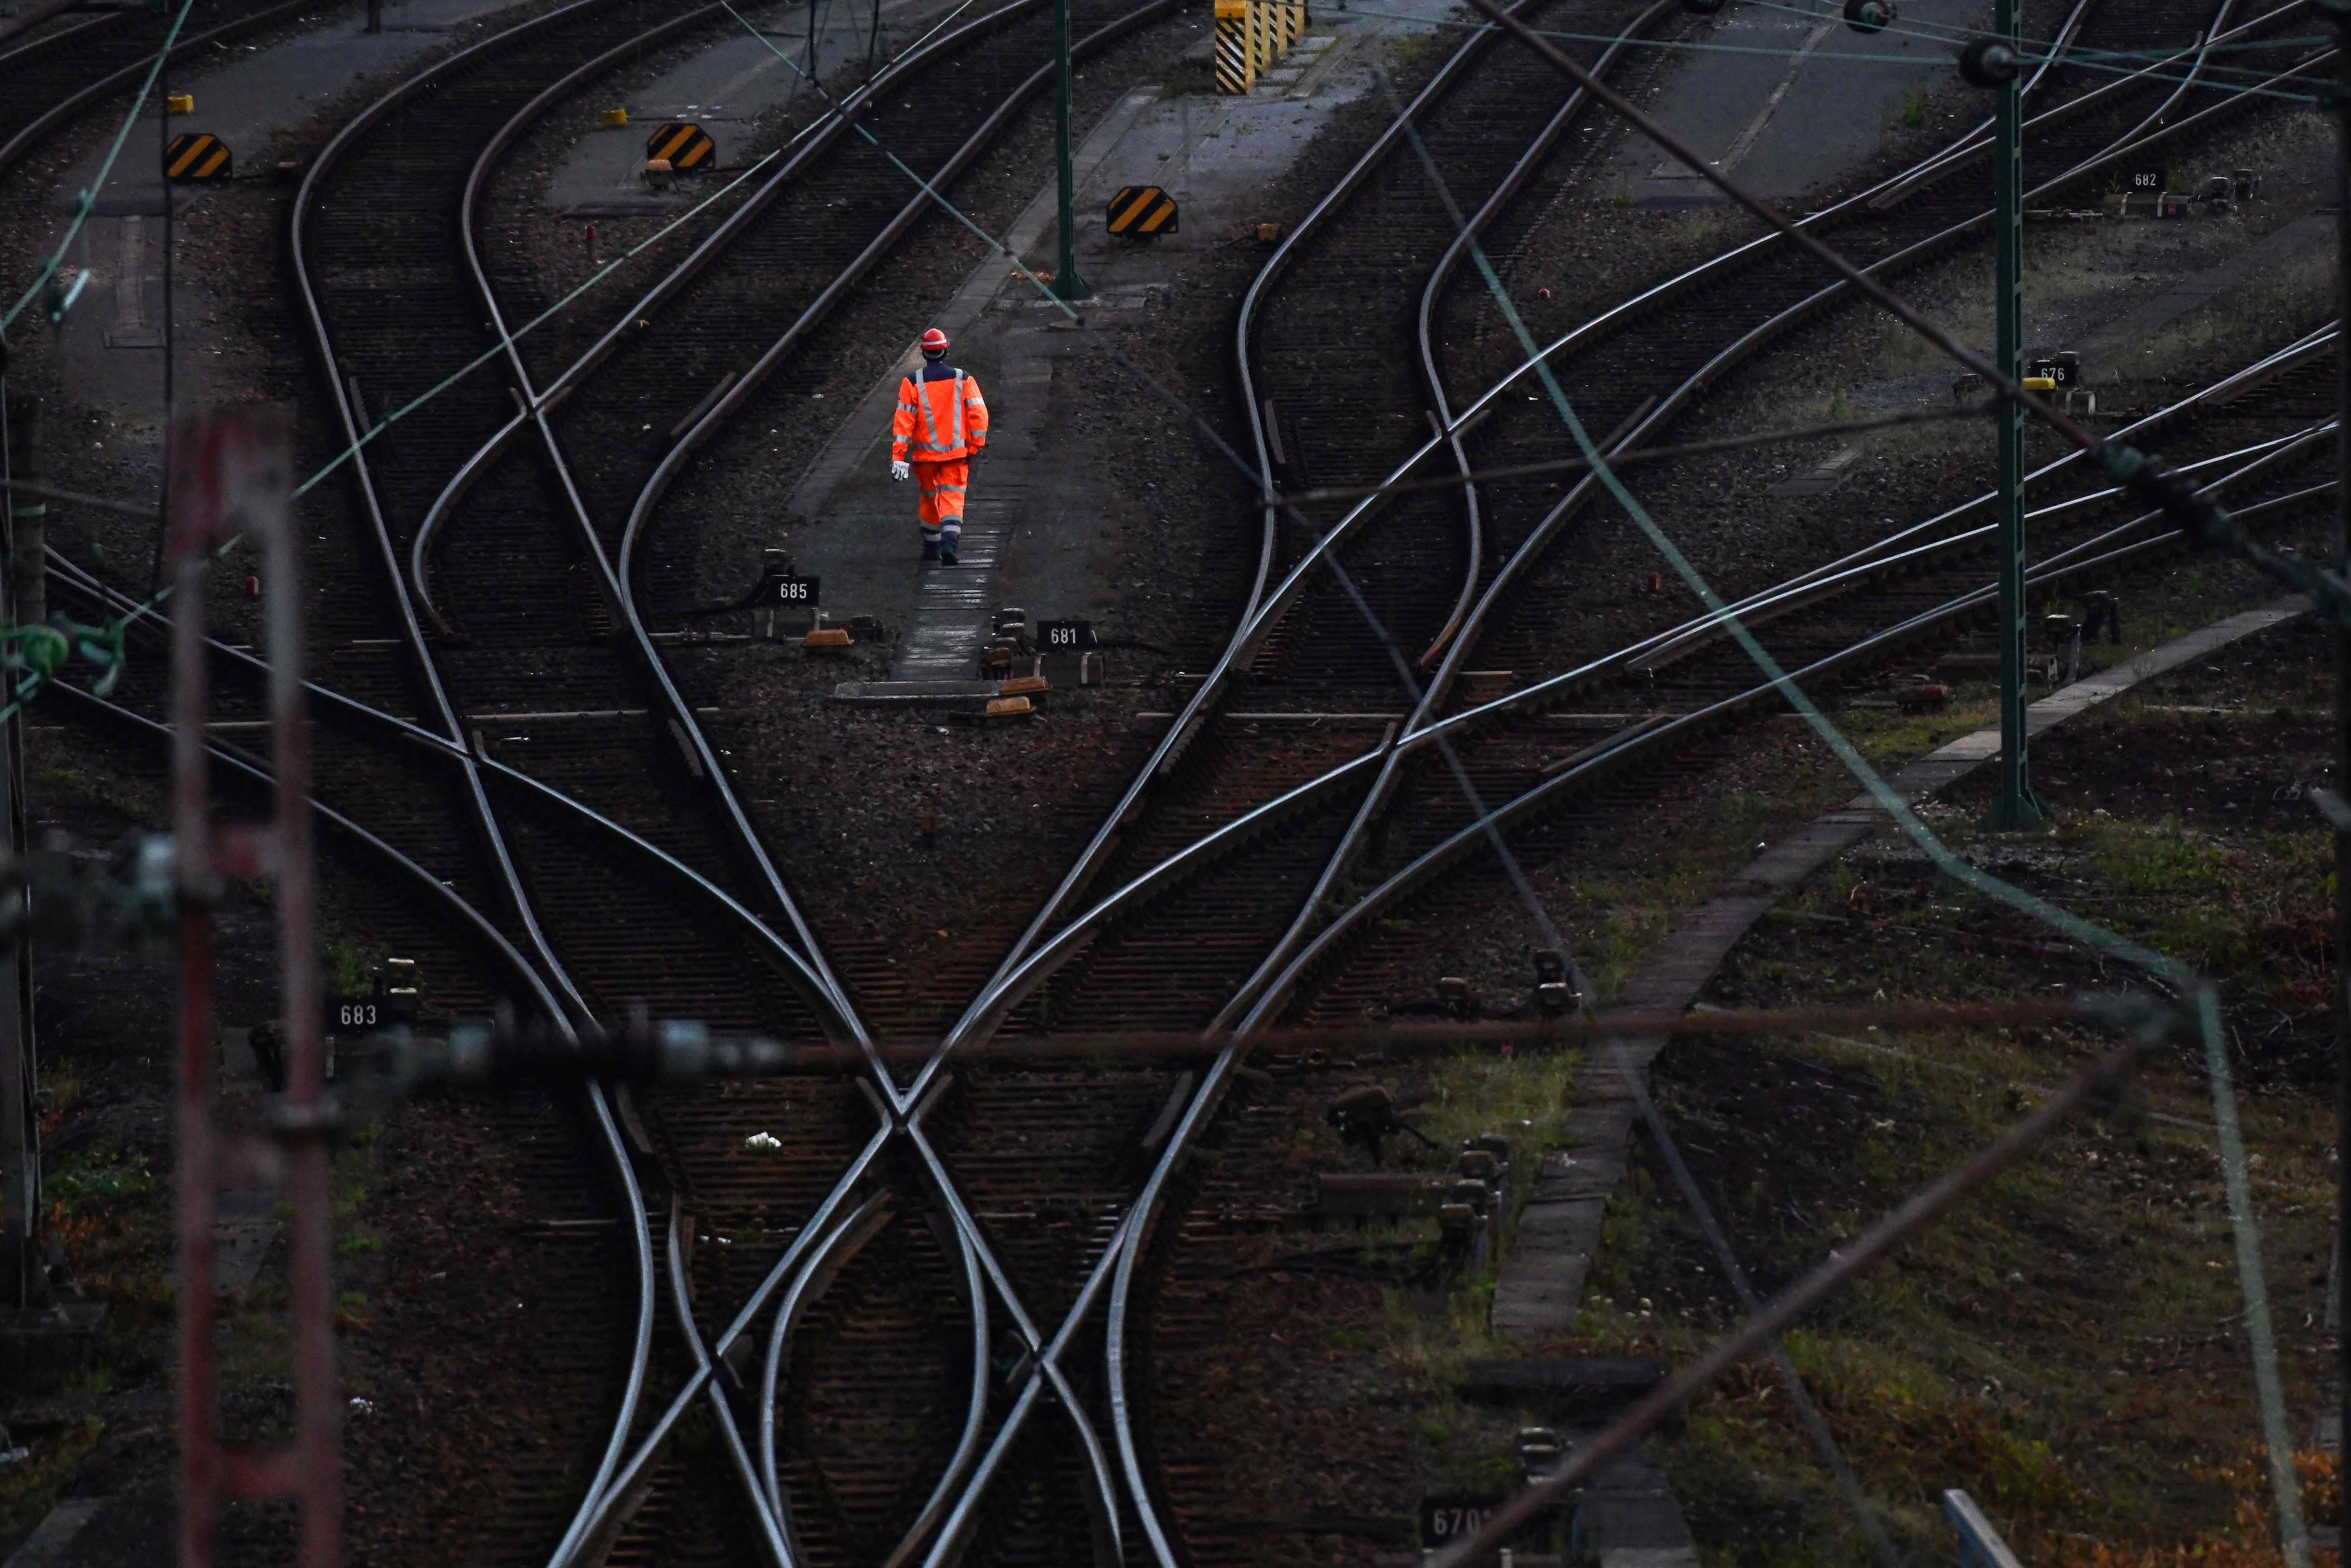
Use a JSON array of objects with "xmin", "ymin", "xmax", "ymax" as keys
[{"xmin": 920, "ymin": 327, "xmax": 950, "ymax": 354}]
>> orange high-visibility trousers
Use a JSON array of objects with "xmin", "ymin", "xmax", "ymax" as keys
[{"xmin": 913, "ymin": 457, "xmax": 969, "ymax": 544}]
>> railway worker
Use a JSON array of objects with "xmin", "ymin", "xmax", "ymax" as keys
[{"xmin": 889, "ymin": 327, "xmax": 989, "ymax": 565}]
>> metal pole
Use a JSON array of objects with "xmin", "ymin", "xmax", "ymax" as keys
[
  {"xmin": 260, "ymin": 407, "xmax": 339, "ymax": 1568},
  {"xmin": 0, "ymin": 393, "xmax": 31, "ymax": 1312},
  {"xmin": 1985, "ymin": 0, "xmax": 2046, "ymax": 830},
  {"xmin": 169, "ymin": 412, "xmax": 332, "ymax": 1568},
  {"xmin": 1993, "ymin": 0, "xmax": 2025, "ymax": 743},
  {"xmin": 1049, "ymin": 0, "xmax": 1088, "ymax": 301},
  {"xmin": 169, "ymin": 420, "xmax": 220, "ymax": 1568},
  {"xmin": 2327, "ymin": 0, "xmax": 2351, "ymax": 1539}
]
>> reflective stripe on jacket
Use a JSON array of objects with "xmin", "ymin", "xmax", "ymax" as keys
[{"xmin": 890, "ymin": 364, "xmax": 989, "ymax": 463}]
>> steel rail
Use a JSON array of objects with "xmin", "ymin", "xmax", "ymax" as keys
[
  {"xmin": 1091, "ymin": 12, "xmax": 2330, "ymax": 1527},
  {"xmin": 46, "ymin": 685, "xmax": 570, "ymax": 1024},
  {"xmin": 1411, "ymin": 0, "xmax": 1703, "ymax": 668},
  {"xmin": 49, "ymin": 672, "xmax": 668, "ymax": 1561},
  {"xmin": 949, "ymin": 0, "xmax": 2166, "ymax": 1048},
  {"xmin": 43, "ymin": 548, "xmax": 863, "ymax": 1026},
  {"xmin": 919, "ymin": 395, "xmax": 2336, "ymax": 1059},
  {"xmin": 284, "ymin": 4, "xmax": 751, "ymax": 1557},
  {"xmin": 1090, "ymin": 431, "xmax": 2333, "ymax": 1568},
  {"xmin": 1404, "ymin": 14, "xmax": 2330, "ymax": 756},
  {"xmin": 903, "ymin": 4, "xmax": 1697, "ymax": 1555},
  {"xmin": 942, "ymin": 0, "xmax": 1563, "ymax": 1040},
  {"xmin": 597, "ymin": 0, "xmax": 1183, "ymax": 1033},
  {"xmin": 755, "ymin": 1191, "xmax": 893, "ymax": 1525},
  {"xmin": 1656, "ymin": 322, "xmax": 2340, "ymax": 648},
  {"xmin": 434, "ymin": 0, "xmax": 1193, "ymax": 1550},
  {"xmin": 947, "ymin": 0, "xmax": 2289, "ymax": 1054},
  {"xmin": 942, "ymin": 324, "xmax": 2336, "ymax": 1095},
  {"xmin": 414, "ymin": 0, "xmax": 1044, "ymax": 648},
  {"xmin": 1245, "ymin": 447, "xmax": 2334, "ymax": 1032}
]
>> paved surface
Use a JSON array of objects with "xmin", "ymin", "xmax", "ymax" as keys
[
  {"xmin": 39, "ymin": 0, "xmax": 541, "ymax": 420},
  {"xmin": 1489, "ymin": 595, "xmax": 2311, "ymax": 1341},
  {"xmin": 52, "ymin": 0, "xmax": 538, "ymax": 216},
  {"xmin": 0, "ymin": 1497, "xmax": 104, "ymax": 1568},
  {"xmin": 548, "ymin": 0, "xmax": 937, "ymax": 216},
  {"xmin": 1606, "ymin": 0, "xmax": 1987, "ymax": 207}
]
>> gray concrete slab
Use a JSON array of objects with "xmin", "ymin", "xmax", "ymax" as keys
[
  {"xmin": 52, "ymin": 0, "xmax": 540, "ymax": 216},
  {"xmin": 548, "ymin": 0, "xmax": 942, "ymax": 216},
  {"xmin": 1487, "ymin": 597, "xmax": 2309, "ymax": 1342},
  {"xmin": 1606, "ymin": 0, "xmax": 1987, "ymax": 206},
  {"xmin": 37, "ymin": 0, "xmax": 540, "ymax": 438},
  {"xmin": 1, "ymin": 1497, "xmax": 105, "ymax": 1568}
]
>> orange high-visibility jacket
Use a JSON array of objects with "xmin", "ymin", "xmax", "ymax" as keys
[{"xmin": 891, "ymin": 363, "xmax": 989, "ymax": 463}]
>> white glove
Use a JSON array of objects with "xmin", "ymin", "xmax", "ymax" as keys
[{"xmin": 892, "ymin": 460, "xmax": 910, "ymax": 482}]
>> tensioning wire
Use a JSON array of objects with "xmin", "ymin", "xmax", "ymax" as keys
[
  {"xmin": 1739, "ymin": 0, "xmax": 2313, "ymax": 71},
  {"xmin": 1455, "ymin": 104, "xmax": 2312, "ymax": 1566},
  {"xmin": 1328, "ymin": 1, "xmax": 2327, "ymax": 100},
  {"xmin": 1, "ymin": 0, "xmax": 202, "ymax": 339},
  {"xmin": 1375, "ymin": 74, "xmax": 1904, "ymax": 1567}
]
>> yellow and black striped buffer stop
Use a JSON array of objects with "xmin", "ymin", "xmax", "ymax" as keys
[
  {"xmin": 163, "ymin": 133, "xmax": 231, "ymax": 182},
  {"xmin": 1106, "ymin": 185, "xmax": 1177, "ymax": 236},
  {"xmin": 644, "ymin": 122, "xmax": 716, "ymax": 169}
]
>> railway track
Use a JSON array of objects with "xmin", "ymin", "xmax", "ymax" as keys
[
  {"xmin": 869, "ymin": 0, "xmax": 2337, "ymax": 1557},
  {"xmin": 19, "ymin": 0, "xmax": 2329, "ymax": 1556},
  {"xmin": 284, "ymin": 0, "xmax": 1213, "ymax": 1556}
]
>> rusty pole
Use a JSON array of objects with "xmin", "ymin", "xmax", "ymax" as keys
[
  {"xmin": 169, "ymin": 415, "xmax": 221, "ymax": 1568},
  {"xmin": 169, "ymin": 410, "xmax": 335, "ymax": 1568}
]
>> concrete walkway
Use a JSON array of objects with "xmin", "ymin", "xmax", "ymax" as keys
[
  {"xmin": 1490, "ymin": 595, "xmax": 2311, "ymax": 1341},
  {"xmin": 548, "ymin": 0, "xmax": 940, "ymax": 217},
  {"xmin": 1604, "ymin": 0, "xmax": 1986, "ymax": 207},
  {"xmin": 39, "ymin": 0, "xmax": 545, "ymax": 420},
  {"xmin": 786, "ymin": 0, "xmax": 1455, "ymax": 688}
]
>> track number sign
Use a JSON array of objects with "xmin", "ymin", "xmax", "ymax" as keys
[
  {"xmin": 759, "ymin": 568, "xmax": 819, "ymax": 607},
  {"xmin": 327, "ymin": 995, "xmax": 383, "ymax": 1033},
  {"xmin": 1037, "ymin": 618, "xmax": 1096, "ymax": 651},
  {"xmin": 2125, "ymin": 168, "xmax": 2165, "ymax": 193},
  {"xmin": 1418, "ymin": 1493, "xmax": 1501, "ymax": 1550}
]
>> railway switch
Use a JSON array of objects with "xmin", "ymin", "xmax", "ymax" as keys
[
  {"xmin": 1515, "ymin": 1427, "xmax": 1567, "ymax": 1482},
  {"xmin": 1437, "ymin": 975, "xmax": 1475, "ymax": 1018},
  {"xmin": 1326, "ymin": 1084, "xmax": 1439, "ymax": 1164}
]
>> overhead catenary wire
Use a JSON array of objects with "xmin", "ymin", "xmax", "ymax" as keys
[
  {"xmin": 1327, "ymin": 0, "xmax": 2330, "ymax": 98},
  {"xmin": 0, "ymin": 0, "xmax": 200, "ymax": 340},
  {"xmin": 1444, "ymin": 4, "xmax": 2312, "ymax": 1557},
  {"xmin": 1375, "ymin": 78, "xmax": 1904, "ymax": 1566}
]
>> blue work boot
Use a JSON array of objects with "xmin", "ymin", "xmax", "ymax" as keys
[
  {"xmin": 921, "ymin": 537, "xmax": 941, "ymax": 562},
  {"xmin": 940, "ymin": 523, "xmax": 960, "ymax": 567}
]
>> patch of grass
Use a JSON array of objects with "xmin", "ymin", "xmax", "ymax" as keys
[
  {"xmin": 1901, "ymin": 87, "xmax": 1927, "ymax": 128},
  {"xmin": 1600, "ymin": 646, "xmax": 2338, "ymax": 1560}
]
